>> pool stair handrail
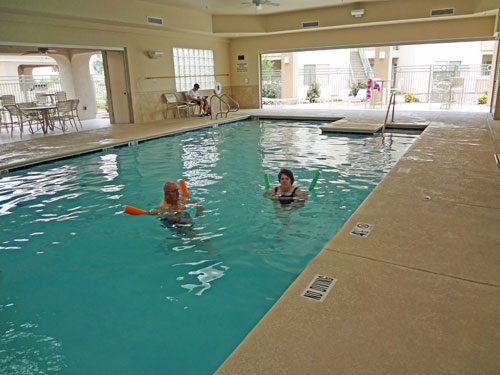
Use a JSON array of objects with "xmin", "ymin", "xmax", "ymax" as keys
[
  {"xmin": 382, "ymin": 89, "xmax": 398, "ymax": 135},
  {"xmin": 210, "ymin": 93, "xmax": 239, "ymax": 120}
]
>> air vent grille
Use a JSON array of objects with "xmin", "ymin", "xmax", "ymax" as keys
[
  {"xmin": 147, "ymin": 16, "xmax": 164, "ymax": 25},
  {"xmin": 431, "ymin": 8, "xmax": 454, "ymax": 16},
  {"xmin": 302, "ymin": 21, "xmax": 320, "ymax": 28}
]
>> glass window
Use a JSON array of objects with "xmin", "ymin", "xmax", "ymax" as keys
[
  {"xmin": 304, "ymin": 64, "xmax": 316, "ymax": 86},
  {"xmin": 172, "ymin": 48, "xmax": 216, "ymax": 91}
]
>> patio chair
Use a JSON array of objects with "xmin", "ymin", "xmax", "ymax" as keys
[
  {"xmin": 4, "ymin": 104, "xmax": 36, "ymax": 137},
  {"xmin": 55, "ymin": 91, "xmax": 67, "ymax": 102},
  {"xmin": 296, "ymin": 86, "xmax": 309, "ymax": 103},
  {"xmin": 179, "ymin": 91, "xmax": 199, "ymax": 116},
  {"xmin": 337, "ymin": 89, "xmax": 351, "ymax": 101},
  {"xmin": 53, "ymin": 100, "xmax": 74, "ymax": 131},
  {"xmin": 0, "ymin": 94, "xmax": 16, "ymax": 106},
  {"xmin": 35, "ymin": 93, "xmax": 50, "ymax": 105},
  {"xmin": 0, "ymin": 95, "xmax": 16, "ymax": 133},
  {"xmin": 317, "ymin": 86, "xmax": 333, "ymax": 103},
  {"xmin": 163, "ymin": 93, "xmax": 189, "ymax": 118},
  {"xmin": 17, "ymin": 102, "xmax": 44, "ymax": 133},
  {"xmin": 70, "ymin": 99, "xmax": 83, "ymax": 128},
  {"xmin": 449, "ymin": 77, "xmax": 465, "ymax": 109}
]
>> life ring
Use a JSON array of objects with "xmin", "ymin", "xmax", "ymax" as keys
[{"xmin": 215, "ymin": 81, "xmax": 222, "ymax": 95}]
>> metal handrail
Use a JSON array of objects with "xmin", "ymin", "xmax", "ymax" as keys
[
  {"xmin": 359, "ymin": 49, "xmax": 374, "ymax": 79},
  {"xmin": 382, "ymin": 90, "xmax": 398, "ymax": 135},
  {"xmin": 209, "ymin": 93, "xmax": 239, "ymax": 119}
]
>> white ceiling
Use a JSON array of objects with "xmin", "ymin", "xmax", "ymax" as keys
[{"xmin": 142, "ymin": 0, "xmax": 387, "ymax": 16}]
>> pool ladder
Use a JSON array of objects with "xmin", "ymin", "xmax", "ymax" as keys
[
  {"xmin": 382, "ymin": 89, "xmax": 398, "ymax": 135},
  {"xmin": 209, "ymin": 93, "xmax": 239, "ymax": 120}
]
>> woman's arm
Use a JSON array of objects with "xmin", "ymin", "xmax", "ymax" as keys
[
  {"xmin": 263, "ymin": 188, "xmax": 278, "ymax": 200},
  {"xmin": 294, "ymin": 188, "xmax": 309, "ymax": 200}
]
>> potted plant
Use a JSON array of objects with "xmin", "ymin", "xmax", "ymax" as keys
[{"xmin": 307, "ymin": 82, "xmax": 321, "ymax": 103}]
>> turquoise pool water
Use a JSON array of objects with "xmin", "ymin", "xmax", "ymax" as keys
[{"xmin": 0, "ymin": 118, "xmax": 416, "ymax": 374}]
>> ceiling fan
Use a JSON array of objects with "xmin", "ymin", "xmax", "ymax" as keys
[
  {"xmin": 22, "ymin": 47, "xmax": 57, "ymax": 55},
  {"xmin": 241, "ymin": 0, "xmax": 280, "ymax": 11}
]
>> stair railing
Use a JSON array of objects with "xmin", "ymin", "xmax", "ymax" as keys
[
  {"xmin": 359, "ymin": 48, "xmax": 374, "ymax": 79},
  {"xmin": 209, "ymin": 93, "xmax": 239, "ymax": 119}
]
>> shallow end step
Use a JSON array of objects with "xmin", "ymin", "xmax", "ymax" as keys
[
  {"xmin": 321, "ymin": 121, "xmax": 382, "ymax": 135},
  {"xmin": 385, "ymin": 121, "xmax": 430, "ymax": 130}
]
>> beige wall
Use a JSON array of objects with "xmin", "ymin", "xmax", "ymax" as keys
[
  {"xmin": 0, "ymin": 2, "xmax": 231, "ymax": 123},
  {"xmin": 229, "ymin": 15, "xmax": 498, "ymax": 108},
  {"xmin": 1, "ymin": 0, "xmax": 499, "ymax": 116}
]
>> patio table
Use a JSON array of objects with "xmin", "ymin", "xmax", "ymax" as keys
[{"xmin": 26, "ymin": 105, "xmax": 57, "ymax": 134}]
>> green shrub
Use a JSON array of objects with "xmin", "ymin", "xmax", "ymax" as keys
[
  {"xmin": 478, "ymin": 95, "xmax": 487, "ymax": 105},
  {"xmin": 350, "ymin": 80, "xmax": 367, "ymax": 96},
  {"xmin": 404, "ymin": 92, "xmax": 419, "ymax": 103},
  {"xmin": 307, "ymin": 82, "xmax": 321, "ymax": 102},
  {"xmin": 262, "ymin": 83, "xmax": 281, "ymax": 99}
]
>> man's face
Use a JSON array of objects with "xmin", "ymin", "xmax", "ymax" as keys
[
  {"xmin": 193, "ymin": 86, "xmax": 199, "ymax": 91},
  {"xmin": 164, "ymin": 183, "xmax": 179, "ymax": 202}
]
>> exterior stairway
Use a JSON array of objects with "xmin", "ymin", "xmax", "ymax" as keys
[{"xmin": 350, "ymin": 49, "xmax": 371, "ymax": 84}]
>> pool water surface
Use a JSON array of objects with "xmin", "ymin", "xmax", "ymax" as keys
[{"xmin": 0, "ymin": 118, "xmax": 416, "ymax": 374}]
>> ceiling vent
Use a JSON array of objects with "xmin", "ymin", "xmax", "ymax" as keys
[
  {"xmin": 430, "ymin": 8, "xmax": 454, "ymax": 16},
  {"xmin": 147, "ymin": 16, "xmax": 164, "ymax": 26},
  {"xmin": 302, "ymin": 21, "xmax": 320, "ymax": 28}
]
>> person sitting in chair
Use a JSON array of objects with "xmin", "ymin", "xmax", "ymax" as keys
[{"xmin": 187, "ymin": 83, "xmax": 211, "ymax": 117}]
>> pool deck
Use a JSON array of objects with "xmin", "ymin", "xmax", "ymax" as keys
[{"xmin": 2, "ymin": 108, "xmax": 499, "ymax": 374}]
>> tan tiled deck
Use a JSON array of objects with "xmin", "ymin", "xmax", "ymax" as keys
[{"xmin": 1, "ymin": 108, "xmax": 499, "ymax": 374}]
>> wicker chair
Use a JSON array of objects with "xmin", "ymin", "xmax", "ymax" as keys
[
  {"xmin": 53, "ymin": 100, "xmax": 74, "ymax": 131},
  {"xmin": 70, "ymin": 99, "xmax": 82, "ymax": 128},
  {"xmin": 18, "ymin": 102, "xmax": 44, "ymax": 133},
  {"xmin": 4, "ymin": 104, "xmax": 34, "ymax": 136},
  {"xmin": 55, "ymin": 91, "xmax": 67, "ymax": 102}
]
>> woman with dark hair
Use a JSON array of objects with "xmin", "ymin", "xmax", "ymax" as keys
[{"xmin": 263, "ymin": 168, "xmax": 308, "ymax": 205}]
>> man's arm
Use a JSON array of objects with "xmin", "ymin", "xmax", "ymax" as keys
[{"xmin": 181, "ymin": 197, "xmax": 204, "ymax": 216}]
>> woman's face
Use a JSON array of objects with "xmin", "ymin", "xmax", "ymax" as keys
[{"xmin": 279, "ymin": 174, "xmax": 292, "ymax": 189}]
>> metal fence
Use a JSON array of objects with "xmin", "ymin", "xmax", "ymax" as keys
[
  {"xmin": 0, "ymin": 74, "xmax": 108, "ymax": 113},
  {"xmin": 0, "ymin": 75, "xmax": 62, "ymax": 103},
  {"xmin": 297, "ymin": 68, "xmax": 351, "ymax": 96},
  {"xmin": 393, "ymin": 64, "xmax": 491, "ymax": 104},
  {"xmin": 91, "ymin": 75, "xmax": 108, "ymax": 113}
]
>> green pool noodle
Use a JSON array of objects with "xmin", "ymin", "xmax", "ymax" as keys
[
  {"xmin": 308, "ymin": 171, "xmax": 320, "ymax": 191},
  {"xmin": 264, "ymin": 173, "xmax": 270, "ymax": 190}
]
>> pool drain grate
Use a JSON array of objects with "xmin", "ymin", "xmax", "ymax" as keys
[{"xmin": 301, "ymin": 274, "xmax": 337, "ymax": 302}]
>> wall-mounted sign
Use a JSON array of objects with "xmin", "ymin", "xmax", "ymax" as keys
[{"xmin": 236, "ymin": 62, "xmax": 248, "ymax": 72}]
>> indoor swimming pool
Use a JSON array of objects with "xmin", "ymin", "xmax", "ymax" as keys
[{"xmin": 0, "ymin": 118, "xmax": 417, "ymax": 374}]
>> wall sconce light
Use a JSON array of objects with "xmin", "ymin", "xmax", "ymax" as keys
[
  {"xmin": 284, "ymin": 57, "xmax": 290, "ymax": 64},
  {"xmin": 379, "ymin": 51, "xmax": 385, "ymax": 59},
  {"xmin": 147, "ymin": 50, "xmax": 164, "ymax": 59},
  {"xmin": 350, "ymin": 9, "xmax": 365, "ymax": 18}
]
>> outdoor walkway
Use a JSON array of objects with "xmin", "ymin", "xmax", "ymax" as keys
[{"xmin": 1, "ymin": 108, "xmax": 499, "ymax": 374}]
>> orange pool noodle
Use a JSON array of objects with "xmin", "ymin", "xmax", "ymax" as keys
[
  {"xmin": 179, "ymin": 179, "xmax": 189, "ymax": 198},
  {"xmin": 124, "ymin": 205, "xmax": 147, "ymax": 215}
]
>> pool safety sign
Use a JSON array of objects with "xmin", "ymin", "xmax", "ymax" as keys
[
  {"xmin": 350, "ymin": 222, "xmax": 374, "ymax": 237},
  {"xmin": 236, "ymin": 62, "xmax": 248, "ymax": 72}
]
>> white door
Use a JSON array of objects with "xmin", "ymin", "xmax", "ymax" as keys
[{"xmin": 103, "ymin": 50, "xmax": 132, "ymax": 124}]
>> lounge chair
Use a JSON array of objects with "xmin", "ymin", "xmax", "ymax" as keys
[{"xmin": 163, "ymin": 93, "xmax": 189, "ymax": 118}]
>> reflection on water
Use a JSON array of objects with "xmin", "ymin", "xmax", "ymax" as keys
[
  {"xmin": 0, "ymin": 320, "xmax": 65, "ymax": 374},
  {"xmin": 174, "ymin": 259, "xmax": 229, "ymax": 296},
  {"xmin": 0, "ymin": 118, "xmax": 417, "ymax": 375}
]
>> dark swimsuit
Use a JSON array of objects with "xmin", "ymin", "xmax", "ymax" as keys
[
  {"xmin": 160, "ymin": 211, "xmax": 193, "ymax": 235},
  {"xmin": 275, "ymin": 187, "xmax": 298, "ymax": 205}
]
